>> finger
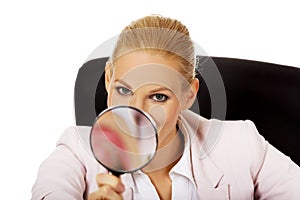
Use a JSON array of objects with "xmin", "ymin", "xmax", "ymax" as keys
[
  {"xmin": 88, "ymin": 185, "xmax": 123, "ymax": 200},
  {"xmin": 96, "ymin": 173, "xmax": 125, "ymax": 193}
]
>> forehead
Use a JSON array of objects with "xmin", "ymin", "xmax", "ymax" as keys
[{"xmin": 112, "ymin": 52, "xmax": 188, "ymax": 91}]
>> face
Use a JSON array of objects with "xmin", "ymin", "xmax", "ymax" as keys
[{"xmin": 105, "ymin": 51, "xmax": 198, "ymax": 148}]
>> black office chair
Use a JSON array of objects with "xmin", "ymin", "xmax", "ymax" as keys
[{"xmin": 74, "ymin": 56, "xmax": 300, "ymax": 165}]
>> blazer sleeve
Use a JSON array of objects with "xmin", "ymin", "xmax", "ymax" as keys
[
  {"xmin": 246, "ymin": 120, "xmax": 300, "ymax": 199},
  {"xmin": 31, "ymin": 127, "xmax": 87, "ymax": 200}
]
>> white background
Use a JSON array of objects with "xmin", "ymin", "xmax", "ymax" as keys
[{"xmin": 0, "ymin": 0, "xmax": 299, "ymax": 199}]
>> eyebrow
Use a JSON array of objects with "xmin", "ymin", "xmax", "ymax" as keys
[
  {"xmin": 114, "ymin": 79, "xmax": 173, "ymax": 93},
  {"xmin": 149, "ymin": 87, "xmax": 172, "ymax": 94},
  {"xmin": 114, "ymin": 79, "xmax": 132, "ymax": 90}
]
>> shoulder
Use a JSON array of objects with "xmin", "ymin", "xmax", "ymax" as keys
[
  {"xmin": 181, "ymin": 109, "xmax": 261, "ymax": 144},
  {"xmin": 181, "ymin": 110, "xmax": 267, "ymax": 174},
  {"xmin": 32, "ymin": 126, "xmax": 106, "ymax": 199},
  {"xmin": 182, "ymin": 110, "xmax": 300, "ymax": 198},
  {"xmin": 56, "ymin": 126, "xmax": 97, "ymax": 165}
]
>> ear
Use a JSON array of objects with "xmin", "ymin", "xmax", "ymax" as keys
[
  {"xmin": 182, "ymin": 78, "xmax": 199, "ymax": 110},
  {"xmin": 105, "ymin": 62, "xmax": 112, "ymax": 92}
]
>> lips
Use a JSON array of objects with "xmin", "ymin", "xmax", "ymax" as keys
[{"xmin": 94, "ymin": 125, "xmax": 126, "ymax": 150}]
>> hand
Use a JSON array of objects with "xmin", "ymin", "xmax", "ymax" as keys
[{"xmin": 88, "ymin": 173, "xmax": 125, "ymax": 200}]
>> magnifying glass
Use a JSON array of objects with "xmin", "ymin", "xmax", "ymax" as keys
[{"xmin": 90, "ymin": 106, "xmax": 158, "ymax": 176}]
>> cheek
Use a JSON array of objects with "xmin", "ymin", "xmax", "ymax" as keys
[
  {"xmin": 149, "ymin": 103, "xmax": 181, "ymax": 133},
  {"xmin": 164, "ymin": 105, "xmax": 181, "ymax": 126},
  {"xmin": 106, "ymin": 87, "xmax": 114, "ymax": 107},
  {"xmin": 149, "ymin": 105, "xmax": 166, "ymax": 130}
]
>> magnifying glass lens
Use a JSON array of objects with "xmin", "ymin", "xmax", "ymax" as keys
[{"xmin": 90, "ymin": 106, "xmax": 157, "ymax": 176}]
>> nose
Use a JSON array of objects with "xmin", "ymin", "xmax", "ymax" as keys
[{"xmin": 129, "ymin": 94, "xmax": 147, "ymax": 112}]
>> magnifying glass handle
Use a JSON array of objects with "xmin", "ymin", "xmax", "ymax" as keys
[{"xmin": 111, "ymin": 170, "xmax": 123, "ymax": 177}]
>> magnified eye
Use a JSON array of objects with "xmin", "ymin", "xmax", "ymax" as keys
[
  {"xmin": 116, "ymin": 86, "xmax": 133, "ymax": 96},
  {"xmin": 150, "ymin": 94, "xmax": 169, "ymax": 102}
]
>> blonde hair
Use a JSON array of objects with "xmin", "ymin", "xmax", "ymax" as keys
[{"xmin": 109, "ymin": 15, "xmax": 195, "ymax": 83}]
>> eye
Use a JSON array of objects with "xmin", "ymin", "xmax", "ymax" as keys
[
  {"xmin": 150, "ymin": 94, "xmax": 169, "ymax": 102},
  {"xmin": 116, "ymin": 86, "xmax": 133, "ymax": 96}
]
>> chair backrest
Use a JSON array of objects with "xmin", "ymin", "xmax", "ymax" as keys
[{"xmin": 74, "ymin": 56, "xmax": 300, "ymax": 165}]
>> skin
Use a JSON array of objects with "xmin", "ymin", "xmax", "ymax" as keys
[{"xmin": 89, "ymin": 51, "xmax": 199, "ymax": 200}]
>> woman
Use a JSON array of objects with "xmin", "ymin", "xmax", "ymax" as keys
[{"xmin": 32, "ymin": 15, "xmax": 300, "ymax": 200}]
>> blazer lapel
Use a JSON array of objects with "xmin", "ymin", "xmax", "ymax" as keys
[
  {"xmin": 191, "ymin": 145, "xmax": 229, "ymax": 199},
  {"xmin": 181, "ymin": 111, "xmax": 230, "ymax": 199},
  {"xmin": 191, "ymin": 138, "xmax": 226, "ymax": 190}
]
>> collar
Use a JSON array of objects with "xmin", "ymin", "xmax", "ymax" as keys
[
  {"xmin": 179, "ymin": 110, "xmax": 225, "ymax": 189},
  {"xmin": 169, "ymin": 125, "xmax": 196, "ymax": 188}
]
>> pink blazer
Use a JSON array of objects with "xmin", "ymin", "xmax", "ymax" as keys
[{"xmin": 31, "ymin": 110, "xmax": 300, "ymax": 199}]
